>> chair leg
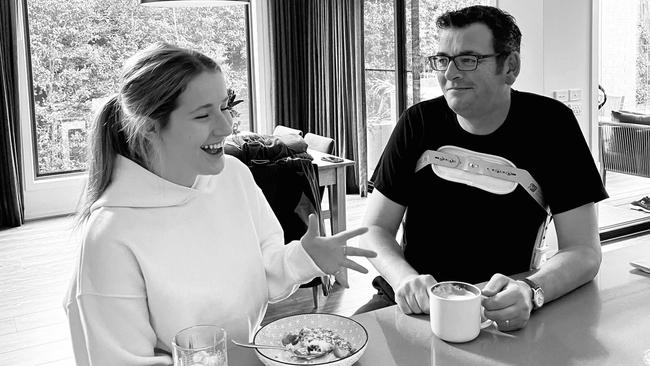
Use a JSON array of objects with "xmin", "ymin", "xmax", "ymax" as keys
[
  {"xmin": 312, "ymin": 286, "xmax": 319, "ymax": 309},
  {"xmin": 318, "ymin": 215, "xmax": 327, "ymax": 237}
]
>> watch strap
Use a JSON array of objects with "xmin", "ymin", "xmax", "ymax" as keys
[
  {"xmin": 520, "ymin": 277, "xmax": 540, "ymax": 291},
  {"xmin": 521, "ymin": 277, "xmax": 543, "ymax": 309}
]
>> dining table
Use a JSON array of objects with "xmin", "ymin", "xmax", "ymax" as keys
[{"xmin": 228, "ymin": 239, "xmax": 650, "ymax": 365}]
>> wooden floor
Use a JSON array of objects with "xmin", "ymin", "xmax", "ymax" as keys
[{"xmin": 1, "ymin": 173, "xmax": 649, "ymax": 365}]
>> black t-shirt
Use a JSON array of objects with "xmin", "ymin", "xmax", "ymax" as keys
[{"xmin": 372, "ymin": 89, "xmax": 608, "ymax": 284}]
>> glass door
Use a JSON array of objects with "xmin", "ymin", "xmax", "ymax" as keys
[
  {"xmin": 597, "ymin": 0, "xmax": 650, "ymax": 235},
  {"xmin": 364, "ymin": 0, "xmax": 397, "ymax": 178},
  {"xmin": 363, "ymin": 0, "xmax": 486, "ymax": 179}
]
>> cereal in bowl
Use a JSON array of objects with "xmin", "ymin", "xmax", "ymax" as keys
[{"xmin": 282, "ymin": 327, "xmax": 355, "ymax": 359}]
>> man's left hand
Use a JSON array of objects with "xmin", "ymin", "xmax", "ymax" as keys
[{"xmin": 480, "ymin": 273, "xmax": 533, "ymax": 331}]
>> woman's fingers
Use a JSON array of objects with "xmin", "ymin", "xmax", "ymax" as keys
[
  {"xmin": 342, "ymin": 246, "xmax": 377, "ymax": 258},
  {"xmin": 302, "ymin": 214, "xmax": 320, "ymax": 239},
  {"xmin": 340, "ymin": 258, "xmax": 369, "ymax": 274},
  {"xmin": 332, "ymin": 226, "xmax": 368, "ymax": 241}
]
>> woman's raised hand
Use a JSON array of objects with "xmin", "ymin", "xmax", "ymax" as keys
[{"xmin": 300, "ymin": 214, "xmax": 376, "ymax": 288}]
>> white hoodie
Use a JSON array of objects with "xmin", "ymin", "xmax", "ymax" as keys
[{"xmin": 65, "ymin": 154, "xmax": 324, "ymax": 366}]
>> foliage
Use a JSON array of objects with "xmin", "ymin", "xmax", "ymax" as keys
[
  {"xmin": 27, "ymin": 0, "xmax": 250, "ymax": 175},
  {"xmin": 637, "ymin": 7, "xmax": 650, "ymax": 108},
  {"xmin": 226, "ymin": 88, "xmax": 244, "ymax": 134}
]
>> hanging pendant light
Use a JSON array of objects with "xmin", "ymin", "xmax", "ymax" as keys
[{"xmin": 140, "ymin": 0, "xmax": 248, "ymax": 7}]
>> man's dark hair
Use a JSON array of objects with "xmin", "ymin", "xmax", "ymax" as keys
[{"xmin": 436, "ymin": 5, "xmax": 521, "ymax": 71}]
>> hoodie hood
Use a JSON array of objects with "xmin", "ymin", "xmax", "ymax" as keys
[{"xmin": 90, "ymin": 155, "xmax": 211, "ymax": 212}]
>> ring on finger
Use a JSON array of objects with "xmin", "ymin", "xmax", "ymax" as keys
[
  {"xmin": 342, "ymin": 245, "xmax": 347, "ymax": 255},
  {"xmin": 504, "ymin": 319, "xmax": 510, "ymax": 328}
]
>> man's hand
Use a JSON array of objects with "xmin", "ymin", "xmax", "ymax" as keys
[
  {"xmin": 395, "ymin": 274, "xmax": 437, "ymax": 314},
  {"xmin": 481, "ymin": 273, "xmax": 533, "ymax": 331}
]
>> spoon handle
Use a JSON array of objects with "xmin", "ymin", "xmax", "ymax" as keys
[{"xmin": 231, "ymin": 340, "xmax": 286, "ymax": 351}]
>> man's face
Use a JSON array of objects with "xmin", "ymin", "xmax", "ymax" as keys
[{"xmin": 436, "ymin": 23, "xmax": 510, "ymax": 119}]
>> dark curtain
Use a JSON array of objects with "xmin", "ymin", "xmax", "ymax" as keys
[
  {"xmin": 0, "ymin": 0, "xmax": 25, "ymax": 228},
  {"xmin": 269, "ymin": 0, "xmax": 367, "ymax": 195}
]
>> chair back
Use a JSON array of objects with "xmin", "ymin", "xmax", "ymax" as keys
[
  {"xmin": 599, "ymin": 95, "xmax": 625, "ymax": 120},
  {"xmin": 273, "ymin": 125, "xmax": 303, "ymax": 137},
  {"xmin": 304, "ymin": 133, "xmax": 335, "ymax": 154}
]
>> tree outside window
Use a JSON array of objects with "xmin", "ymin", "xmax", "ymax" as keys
[
  {"xmin": 600, "ymin": 0, "xmax": 650, "ymax": 114},
  {"xmin": 27, "ymin": 0, "xmax": 251, "ymax": 176}
]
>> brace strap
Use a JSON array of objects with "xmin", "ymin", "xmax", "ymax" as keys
[{"xmin": 415, "ymin": 149, "xmax": 549, "ymax": 214}]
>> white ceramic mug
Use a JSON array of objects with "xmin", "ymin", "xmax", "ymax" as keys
[{"xmin": 428, "ymin": 281, "xmax": 491, "ymax": 343}]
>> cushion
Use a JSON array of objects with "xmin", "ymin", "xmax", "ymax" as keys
[{"xmin": 611, "ymin": 110, "xmax": 650, "ymax": 126}]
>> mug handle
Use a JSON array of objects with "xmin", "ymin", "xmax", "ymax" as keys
[{"xmin": 480, "ymin": 319, "xmax": 494, "ymax": 329}]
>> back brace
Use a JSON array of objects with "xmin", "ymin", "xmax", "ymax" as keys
[{"xmin": 415, "ymin": 146, "xmax": 552, "ymax": 270}]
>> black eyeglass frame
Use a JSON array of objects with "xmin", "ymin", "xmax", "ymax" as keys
[{"xmin": 427, "ymin": 53, "xmax": 502, "ymax": 71}]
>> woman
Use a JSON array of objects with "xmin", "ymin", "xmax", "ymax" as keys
[{"xmin": 64, "ymin": 42, "xmax": 374, "ymax": 366}]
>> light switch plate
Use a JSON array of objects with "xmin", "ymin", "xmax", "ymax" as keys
[
  {"xmin": 553, "ymin": 90, "xmax": 569, "ymax": 102},
  {"xmin": 569, "ymin": 89, "xmax": 582, "ymax": 101}
]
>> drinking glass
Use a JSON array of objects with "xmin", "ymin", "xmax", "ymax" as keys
[{"xmin": 172, "ymin": 325, "xmax": 228, "ymax": 366}]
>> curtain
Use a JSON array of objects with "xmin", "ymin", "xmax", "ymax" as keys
[
  {"xmin": 0, "ymin": 0, "xmax": 24, "ymax": 228},
  {"xmin": 269, "ymin": 0, "xmax": 367, "ymax": 195}
]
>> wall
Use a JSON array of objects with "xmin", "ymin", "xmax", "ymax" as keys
[
  {"xmin": 498, "ymin": 0, "xmax": 596, "ymax": 149},
  {"xmin": 500, "ymin": 0, "xmax": 544, "ymax": 95}
]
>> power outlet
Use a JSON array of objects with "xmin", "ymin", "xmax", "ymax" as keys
[
  {"xmin": 553, "ymin": 90, "xmax": 569, "ymax": 102},
  {"xmin": 566, "ymin": 102, "xmax": 582, "ymax": 116},
  {"xmin": 569, "ymin": 89, "xmax": 582, "ymax": 101}
]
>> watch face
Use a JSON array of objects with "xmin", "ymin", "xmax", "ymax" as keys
[{"xmin": 533, "ymin": 290, "xmax": 544, "ymax": 308}]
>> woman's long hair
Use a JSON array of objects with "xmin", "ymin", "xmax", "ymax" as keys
[{"xmin": 77, "ymin": 42, "xmax": 220, "ymax": 224}]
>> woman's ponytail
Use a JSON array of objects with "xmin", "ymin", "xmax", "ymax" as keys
[{"xmin": 76, "ymin": 95, "xmax": 125, "ymax": 225}]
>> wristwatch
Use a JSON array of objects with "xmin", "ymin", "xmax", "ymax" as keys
[{"xmin": 521, "ymin": 278, "xmax": 544, "ymax": 310}]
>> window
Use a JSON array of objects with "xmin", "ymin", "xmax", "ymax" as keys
[
  {"xmin": 364, "ymin": 0, "xmax": 486, "ymax": 177},
  {"xmin": 597, "ymin": 0, "xmax": 650, "ymax": 234},
  {"xmin": 25, "ymin": 0, "xmax": 252, "ymax": 177},
  {"xmin": 404, "ymin": 0, "xmax": 488, "ymax": 106},
  {"xmin": 600, "ymin": 0, "xmax": 650, "ymax": 115}
]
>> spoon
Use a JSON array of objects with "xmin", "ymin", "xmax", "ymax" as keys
[{"xmin": 231, "ymin": 340, "xmax": 329, "ymax": 360}]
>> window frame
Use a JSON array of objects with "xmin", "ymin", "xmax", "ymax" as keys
[{"xmin": 16, "ymin": 0, "xmax": 263, "ymax": 219}]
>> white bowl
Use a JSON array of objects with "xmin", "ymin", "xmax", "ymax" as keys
[{"xmin": 253, "ymin": 313, "xmax": 368, "ymax": 366}]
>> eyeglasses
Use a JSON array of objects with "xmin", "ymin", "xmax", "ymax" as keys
[{"xmin": 428, "ymin": 53, "xmax": 501, "ymax": 71}]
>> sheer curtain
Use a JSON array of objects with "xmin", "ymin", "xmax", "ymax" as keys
[
  {"xmin": 269, "ymin": 0, "xmax": 367, "ymax": 195},
  {"xmin": 0, "ymin": 0, "xmax": 24, "ymax": 228}
]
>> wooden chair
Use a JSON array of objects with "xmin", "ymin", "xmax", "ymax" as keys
[
  {"xmin": 273, "ymin": 125, "xmax": 303, "ymax": 137},
  {"xmin": 304, "ymin": 133, "xmax": 336, "ymax": 234},
  {"xmin": 599, "ymin": 95, "xmax": 625, "ymax": 121},
  {"xmin": 599, "ymin": 111, "xmax": 650, "ymax": 186},
  {"xmin": 305, "ymin": 133, "xmax": 335, "ymax": 155},
  {"xmin": 225, "ymin": 133, "xmax": 326, "ymax": 308}
]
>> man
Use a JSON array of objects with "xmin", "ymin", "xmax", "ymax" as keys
[{"xmin": 358, "ymin": 5, "xmax": 607, "ymax": 331}]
